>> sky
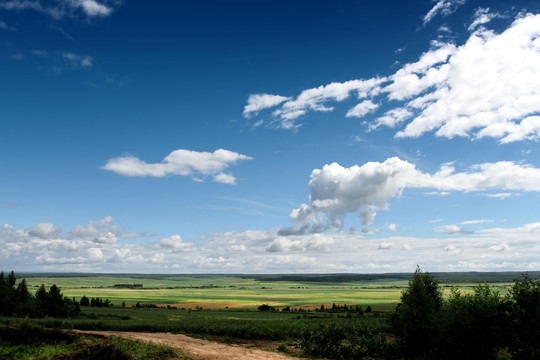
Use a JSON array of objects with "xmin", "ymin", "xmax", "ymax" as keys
[{"xmin": 1, "ymin": 0, "xmax": 540, "ymax": 274}]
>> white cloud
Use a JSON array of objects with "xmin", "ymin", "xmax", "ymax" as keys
[
  {"xmin": 75, "ymin": 0, "xmax": 111, "ymax": 17},
  {"xmin": 246, "ymin": 13, "xmax": 540, "ymax": 143},
  {"xmin": 26, "ymin": 222, "xmax": 62, "ymax": 239},
  {"xmin": 158, "ymin": 235, "xmax": 195, "ymax": 252},
  {"xmin": 4, "ymin": 218, "xmax": 540, "ymax": 272},
  {"xmin": 243, "ymin": 94, "xmax": 290, "ymax": 117},
  {"xmin": 94, "ymin": 231, "xmax": 118, "ymax": 244},
  {"xmin": 489, "ymin": 243, "xmax": 509, "ymax": 252},
  {"xmin": 385, "ymin": 43, "xmax": 456, "ymax": 100},
  {"xmin": 484, "ymin": 192, "xmax": 515, "ymax": 199},
  {"xmin": 435, "ymin": 224, "xmax": 473, "ymax": 235},
  {"xmin": 283, "ymin": 157, "xmax": 540, "ymax": 232},
  {"xmin": 0, "ymin": 0, "xmax": 114, "ymax": 19},
  {"xmin": 212, "ymin": 172, "xmax": 237, "ymax": 185},
  {"xmin": 87, "ymin": 247, "xmax": 104, "ymax": 260},
  {"xmin": 69, "ymin": 215, "xmax": 118, "ymax": 240},
  {"xmin": 423, "ymin": 0, "xmax": 467, "ymax": 25},
  {"xmin": 396, "ymin": 14, "xmax": 540, "ymax": 142},
  {"xmin": 346, "ymin": 100, "xmax": 379, "ymax": 118},
  {"xmin": 63, "ymin": 52, "xmax": 93, "ymax": 67},
  {"xmin": 266, "ymin": 234, "xmax": 334, "ymax": 253},
  {"xmin": 251, "ymin": 78, "xmax": 386, "ymax": 129},
  {"xmin": 388, "ymin": 223, "xmax": 398, "ymax": 231},
  {"xmin": 460, "ymin": 219, "xmax": 494, "ymax": 225},
  {"xmin": 377, "ymin": 241, "xmax": 394, "ymax": 250},
  {"xmin": 102, "ymin": 148, "xmax": 252, "ymax": 184},
  {"xmin": 370, "ymin": 108, "xmax": 413, "ymax": 130},
  {"xmin": 468, "ymin": 8, "xmax": 503, "ymax": 31}
]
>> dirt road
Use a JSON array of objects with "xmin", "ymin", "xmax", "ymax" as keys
[{"xmin": 74, "ymin": 330, "xmax": 297, "ymax": 360}]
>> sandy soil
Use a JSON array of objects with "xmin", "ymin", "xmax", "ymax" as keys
[{"xmin": 74, "ymin": 330, "xmax": 297, "ymax": 360}]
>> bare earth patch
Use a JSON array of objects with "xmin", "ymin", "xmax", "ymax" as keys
[{"xmin": 74, "ymin": 330, "xmax": 297, "ymax": 360}]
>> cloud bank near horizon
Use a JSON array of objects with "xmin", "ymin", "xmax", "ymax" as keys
[{"xmin": 2, "ymin": 216, "xmax": 540, "ymax": 273}]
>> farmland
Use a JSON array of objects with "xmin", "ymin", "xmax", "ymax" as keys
[
  {"xmin": 3, "ymin": 271, "xmax": 540, "ymax": 359},
  {"xmin": 19, "ymin": 272, "xmax": 523, "ymax": 311}
]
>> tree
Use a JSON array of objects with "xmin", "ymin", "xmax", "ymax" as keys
[
  {"xmin": 34, "ymin": 284, "xmax": 79, "ymax": 317},
  {"xmin": 507, "ymin": 274, "xmax": 540, "ymax": 359},
  {"xmin": 393, "ymin": 266, "xmax": 443, "ymax": 358},
  {"xmin": 14, "ymin": 278, "xmax": 33, "ymax": 316},
  {"xmin": 437, "ymin": 284, "xmax": 508, "ymax": 359},
  {"xmin": 80, "ymin": 295, "xmax": 90, "ymax": 306}
]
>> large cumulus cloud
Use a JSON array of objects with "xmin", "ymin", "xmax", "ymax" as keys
[{"xmin": 281, "ymin": 157, "xmax": 540, "ymax": 234}]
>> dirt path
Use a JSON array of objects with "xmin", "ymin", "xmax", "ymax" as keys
[{"xmin": 74, "ymin": 330, "xmax": 297, "ymax": 360}]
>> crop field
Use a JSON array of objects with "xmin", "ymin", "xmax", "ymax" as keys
[
  {"xmin": 21, "ymin": 274, "xmax": 405, "ymax": 310},
  {"xmin": 19, "ymin": 273, "xmax": 519, "ymax": 311}
]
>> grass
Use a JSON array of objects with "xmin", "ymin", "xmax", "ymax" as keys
[{"xmin": 0, "ymin": 319, "xmax": 186, "ymax": 360}]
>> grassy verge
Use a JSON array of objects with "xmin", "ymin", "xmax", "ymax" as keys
[{"xmin": 0, "ymin": 319, "xmax": 187, "ymax": 360}]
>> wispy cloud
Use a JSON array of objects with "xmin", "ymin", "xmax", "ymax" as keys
[
  {"xmin": 63, "ymin": 52, "xmax": 92, "ymax": 67},
  {"xmin": 423, "ymin": 0, "xmax": 467, "ymax": 25},
  {"xmin": 102, "ymin": 148, "xmax": 252, "ymax": 185},
  {"xmin": 247, "ymin": 78, "xmax": 386, "ymax": 129},
  {"xmin": 246, "ymin": 13, "xmax": 540, "ymax": 144},
  {"xmin": 243, "ymin": 94, "xmax": 290, "ymax": 118},
  {"xmin": 468, "ymin": 8, "xmax": 504, "ymax": 31},
  {"xmin": 0, "ymin": 0, "xmax": 116, "ymax": 19},
  {"xmin": 460, "ymin": 219, "xmax": 494, "ymax": 225},
  {"xmin": 484, "ymin": 192, "xmax": 516, "ymax": 199},
  {"xmin": 0, "ymin": 19, "xmax": 15, "ymax": 31}
]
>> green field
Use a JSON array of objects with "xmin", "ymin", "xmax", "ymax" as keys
[
  {"xmin": 19, "ymin": 272, "xmax": 522, "ymax": 310},
  {"xmin": 21, "ymin": 274, "xmax": 404, "ymax": 310}
]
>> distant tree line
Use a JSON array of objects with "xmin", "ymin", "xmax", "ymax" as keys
[
  {"xmin": 79, "ymin": 295, "xmax": 112, "ymax": 307},
  {"xmin": 112, "ymin": 284, "xmax": 143, "ymax": 288},
  {"xmin": 0, "ymin": 271, "xmax": 80, "ymax": 318},
  {"xmin": 279, "ymin": 303, "xmax": 371, "ymax": 314}
]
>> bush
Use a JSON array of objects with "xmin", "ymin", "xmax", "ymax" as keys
[{"xmin": 300, "ymin": 319, "xmax": 390, "ymax": 360}]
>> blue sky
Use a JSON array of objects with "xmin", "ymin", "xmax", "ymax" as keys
[{"xmin": 1, "ymin": 0, "xmax": 540, "ymax": 273}]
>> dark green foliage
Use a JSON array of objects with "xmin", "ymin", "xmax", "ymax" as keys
[
  {"xmin": 0, "ymin": 271, "xmax": 79, "ymax": 318},
  {"xmin": 392, "ymin": 270, "xmax": 540, "ymax": 360},
  {"xmin": 300, "ymin": 319, "xmax": 390, "ymax": 359},
  {"xmin": 437, "ymin": 284, "xmax": 508, "ymax": 360},
  {"xmin": 258, "ymin": 304, "xmax": 275, "ymax": 311},
  {"xmin": 90, "ymin": 297, "xmax": 111, "ymax": 307},
  {"xmin": 393, "ymin": 266, "xmax": 443, "ymax": 358},
  {"xmin": 80, "ymin": 295, "xmax": 90, "ymax": 306},
  {"xmin": 507, "ymin": 274, "xmax": 540, "ymax": 359}
]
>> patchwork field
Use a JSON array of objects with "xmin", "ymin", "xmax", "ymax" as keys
[{"xmin": 20, "ymin": 273, "xmax": 520, "ymax": 311}]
